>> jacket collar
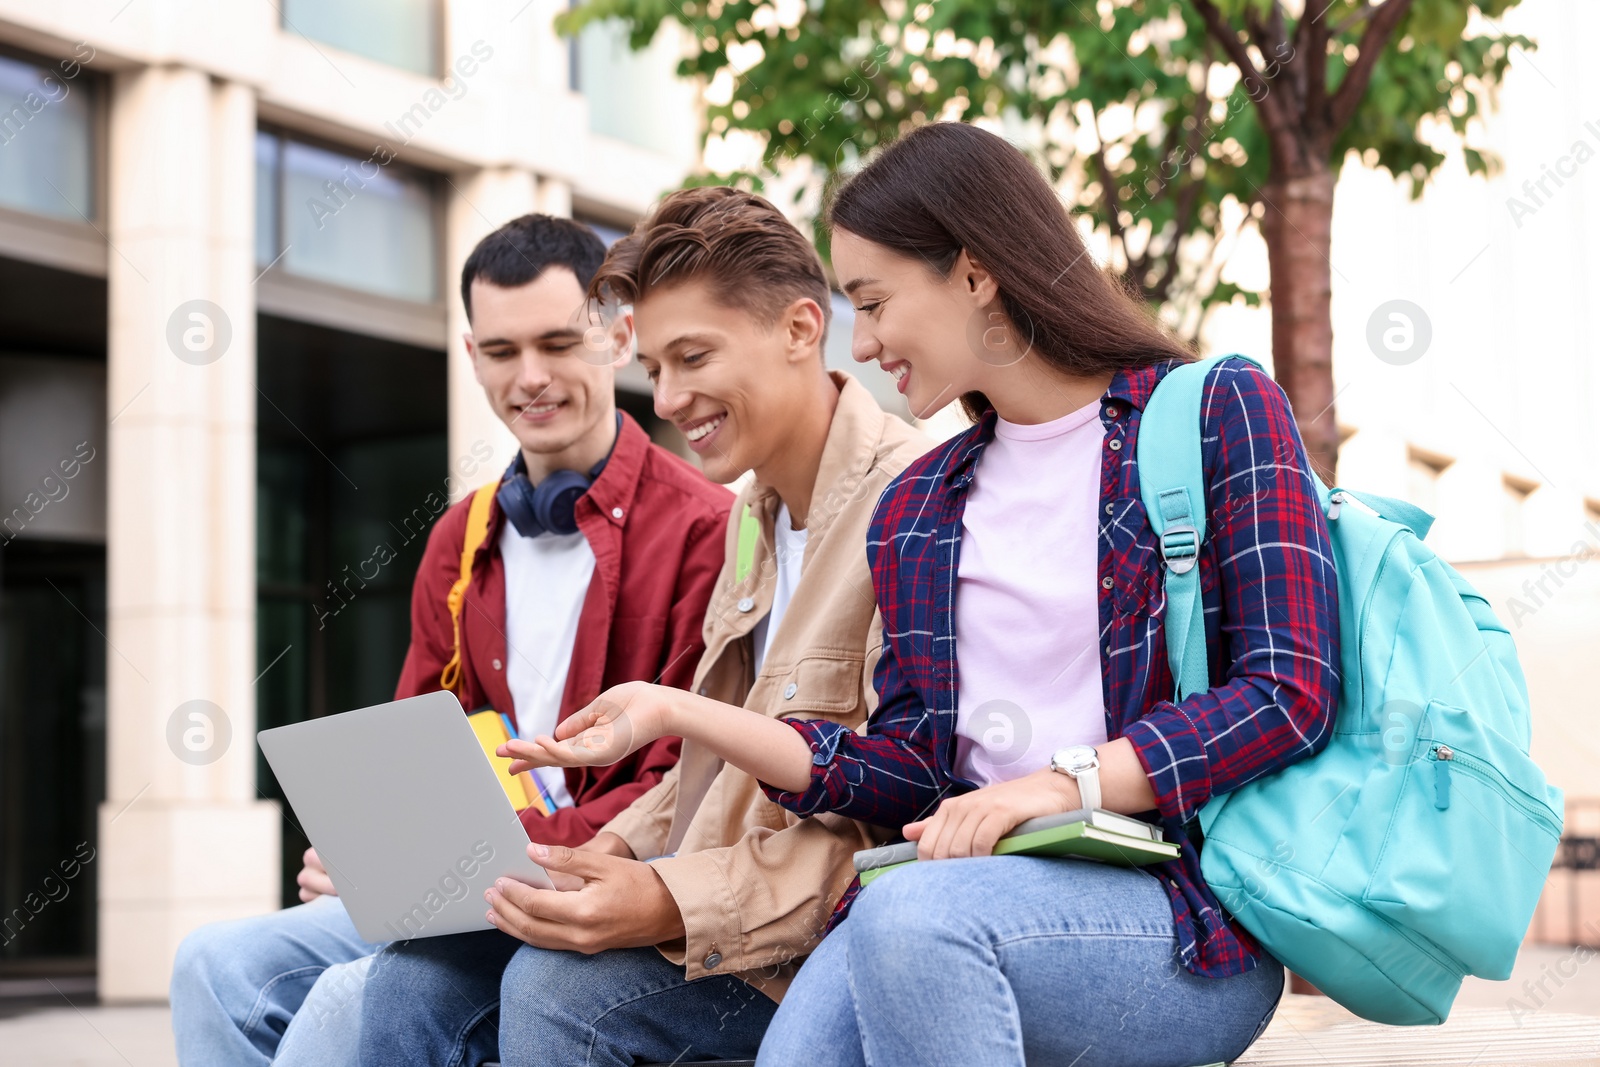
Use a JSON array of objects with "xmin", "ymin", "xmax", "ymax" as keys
[{"xmin": 478, "ymin": 409, "xmax": 650, "ymax": 546}]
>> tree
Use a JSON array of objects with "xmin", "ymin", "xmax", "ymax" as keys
[{"xmin": 563, "ymin": 0, "xmax": 1530, "ymax": 480}]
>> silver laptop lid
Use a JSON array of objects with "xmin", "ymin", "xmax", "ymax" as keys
[{"xmin": 257, "ymin": 690, "xmax": 552, "ymax": 941}]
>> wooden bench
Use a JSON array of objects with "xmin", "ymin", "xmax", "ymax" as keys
[
  {"xmin": 479, "ymin": 993, "xmax": 1600, "ymax": 1065},
  {"xmin": 1238, "ymin": 992, "xmax": 1600, "ymax": 1065}
]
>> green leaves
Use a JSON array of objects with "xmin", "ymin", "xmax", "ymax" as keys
[{"xmin": 565, "ymin": 0, "xmax": 1529, "ymax": 328}]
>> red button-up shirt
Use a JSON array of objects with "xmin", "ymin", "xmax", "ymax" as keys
[{"xmin": 395, "ymin": 412, "xmax": 733, "ymax": 846}]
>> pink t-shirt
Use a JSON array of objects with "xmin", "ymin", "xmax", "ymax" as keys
[{"xmin": 953, "ymin": 398, "xmax": 1110, "ymax": 786}]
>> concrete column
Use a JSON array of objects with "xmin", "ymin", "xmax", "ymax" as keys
[
  {"xmin": 99, "ymin": 66, "xmax": 278, "ymax": 1002},
  {"xmin": 443, "ymin": 167, "xmax": 537, "ymax": 499}
]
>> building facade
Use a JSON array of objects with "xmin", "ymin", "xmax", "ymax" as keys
[
  {"xmin": 0, "ymin": 0, "xmax": 1593, "ymax": 1004},
  {"xmin": 0, "ymin": 0, "xmax": 704, "ymax": 999}
]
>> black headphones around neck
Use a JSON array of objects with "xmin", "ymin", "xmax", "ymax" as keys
[{"xmin": 496, "ymin": 413, "xmax": 622, "ymax": 538}]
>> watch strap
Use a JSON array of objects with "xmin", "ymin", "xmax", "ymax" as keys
[{"xmin": 1075, "ymin": 762, "xmax": 1102, "ymax": 812}]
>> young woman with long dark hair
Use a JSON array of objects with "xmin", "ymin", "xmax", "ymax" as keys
[{"xmin": 511, "ymin": 122, "xmax": 1340, "ymax": 1066}]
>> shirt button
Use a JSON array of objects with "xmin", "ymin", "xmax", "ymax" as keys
[
  {"xmin": 704, "ymin": 950, "xmax": 722, "ymax": 969},
  {"xmin": 1105, "ymin": 405, "xmax": 1120, "ymax": 418},
  {"xmin": 1105, "ymin": 503, "xmax": 1115, "ymax": 515},
  {"xmin": 783, "ymin": 682, "xmax": 798, "ymax": 699},
  {"xmin": 492, "ymin": 658, "xmax": 503, "ymax": 670},
  {"xmin": 1101, "ymin": 577, "xmax": 1114, "ymax": 589},
  {"xmin": 1108, "ymin": 439, "xmax": 1122, "ymax": 451},
  {"xmin": 737, "ymin": 596, "xmax": 755, "ymax": 613},
  {"xmin": 611, "ymin": 506, "xmax": 624, "ymax": 519}
]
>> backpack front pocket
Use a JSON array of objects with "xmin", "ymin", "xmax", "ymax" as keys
[{"xmin": 1361, "ymin": 699, "xmax": 1563, "ymax": 979}]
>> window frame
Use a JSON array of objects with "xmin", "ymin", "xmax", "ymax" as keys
[
  {"xmin": 0, "ymin": 42, "xmax": 106, "ymax": 273},
  {"xmin": 278, "ymin": 0, "xmax": 443, "ymax": 78},
  {"xmin": 253, "ymin": 124, "xmax": 447, "ymax": 343}
]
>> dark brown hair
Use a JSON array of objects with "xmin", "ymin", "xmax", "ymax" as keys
[
  {"xmin": 589, "ymin": 186, "xmax": 831, "ymax": 342},
  {"xmin": 460, "ymin": 214, "xmax": 606, "ymax": 322},
  {"xmin": 827, "ymin": 122, "xmax": 1192, "ymax": 420}
]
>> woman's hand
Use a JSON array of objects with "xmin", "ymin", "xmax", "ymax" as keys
[
  {"xmin": 500, "ymin": 681, "xmax": 676, "ymax": 771},
  {"xmin": 903, "ymin": 768, "xmax": 1079, "ymax": 860}
]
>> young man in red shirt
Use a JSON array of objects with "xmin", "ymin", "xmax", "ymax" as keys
[{"xmin": 170, "ymin": 215, "xmax": 731, "ymax": 1067}]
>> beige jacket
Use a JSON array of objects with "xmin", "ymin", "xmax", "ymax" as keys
[{"xmin": 600, "ymin": 372, "xmax": 929, "ymax": 1001}]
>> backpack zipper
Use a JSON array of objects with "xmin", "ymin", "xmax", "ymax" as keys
[
  {"xmin": 1430, "ymin": 744, "xmax": 1452, "ymax": 810},
  {"xmin": 1424, "ymin": 742, "xmax": 1560, "ymax": 833}
]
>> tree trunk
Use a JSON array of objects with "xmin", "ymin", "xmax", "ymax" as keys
[{"xmin": 1260, "ymin": 168, "xmax": 1339, "ymax": 485}]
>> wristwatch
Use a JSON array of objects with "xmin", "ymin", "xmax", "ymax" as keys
[{"xmin": 1049, "ymin": 744, "xmax": 1102, "ymax": 812}]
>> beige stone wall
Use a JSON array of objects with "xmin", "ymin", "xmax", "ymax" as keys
[{"xmin": 0, "ymin": 0, "xmax": 701, "ymax": 1000}]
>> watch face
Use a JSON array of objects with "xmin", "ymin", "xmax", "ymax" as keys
[{"xmin": 1062, "ymin": 746, "xmax": 1098, "ymax": 773}]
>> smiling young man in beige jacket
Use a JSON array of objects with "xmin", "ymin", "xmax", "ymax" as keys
[{"xmin": 355, "ymin": 187, "xmax": 930, "ymax": 1066}]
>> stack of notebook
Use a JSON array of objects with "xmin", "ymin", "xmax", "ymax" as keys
[{"xmin": 854, "ymin": 808, "xmax": 1180, "ymax": 885}]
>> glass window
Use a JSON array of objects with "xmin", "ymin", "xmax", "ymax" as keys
[
  {"xmin": 256, "ymin": 314, "xmax": 446, "ymax": 905},
  {"xmin": 0, "ymin": 52, "xmax": 94, "ymax": 221},
  {"xmin": 255, "ymin": 131, "xmax": 280, "ymax": 269},
  {"xmin": 0, "ymin": 356, "xmax": 107, "ymax": 543},
  {"xmin": 576, "ymin": 20, "xmax": 689, "ymax": 156},
  {"xmin": 281, "ymin": 0, "xmax": 437, "ymax": 76},
  {"xmin": 274, "ymin": 138, "xmax": 439, "ymax": 303}
]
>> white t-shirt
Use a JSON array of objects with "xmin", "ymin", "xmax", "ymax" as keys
[
  {"xmin": 953, "ymin": 399, "xmax": 1110, "ymax": 786},
  {"xmin": 750, "ymin": 503, "xmax": 807, "ymax": 675},
  {"xmin": 498, "ymin": 522, "xmax": 596, "ymax": 809}
]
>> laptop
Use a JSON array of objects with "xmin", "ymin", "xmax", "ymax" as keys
[{"xmin": 257, "ymin": 690, "xmax": 554, "ymax": 942}]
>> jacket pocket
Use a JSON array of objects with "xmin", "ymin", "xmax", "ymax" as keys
[{"xmin": 762, "ymin": 653, "xmax": 866, "ymax": 721}]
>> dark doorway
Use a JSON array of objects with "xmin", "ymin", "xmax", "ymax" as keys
[
  {"xmin": 256, "ymin": 313, "xmax": 447, "ymax": 907},
  {"xmin": 0, "ymin": 255, "xmax": 107, "ymax": 978}
]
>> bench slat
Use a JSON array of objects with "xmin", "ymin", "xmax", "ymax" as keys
[{"xmin": 1238, "ymin": 995, "xmax": 1600, "ymax": 1066}]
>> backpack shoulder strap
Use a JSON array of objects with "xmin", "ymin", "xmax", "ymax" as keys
[
  {"xmin": 1137, "ymin": 354, "xmax": 1260, "ymax": 701},
  {"xmin": 438, "ymin": 480, "xmax": 500, "ymax": 693},
  {"xmin": 734, "ymin": 503, "xmax": 760, "ymax": 583}
]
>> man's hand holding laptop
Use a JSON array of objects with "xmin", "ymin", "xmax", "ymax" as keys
[
  {"xmin": 484, "ymin": 683, "xmax": 734, "ymax": 953},
  {"xmin": 482, "ymin": 838, "xmax": 687, "ymax": 954},
  {"xmin": 295, "ymin": 847, "xmax": 337, "ymax": 902}
]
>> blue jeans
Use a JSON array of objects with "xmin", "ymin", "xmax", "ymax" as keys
[
  {"xmin": 358, "ymin": 931, "xmax": 778, "ymax": 1066},
  {"xmin": 170, "ymin": 896, "xmax": 385, "ymax": 1067},
  {"xmin": 757, "ymin": 858, "xmax": 1284, "ymax": 1067}
]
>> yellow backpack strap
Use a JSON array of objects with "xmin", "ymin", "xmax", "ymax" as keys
[{"xmin": 438, "ymin": 481, "xmax": 500, "ymax": 693}]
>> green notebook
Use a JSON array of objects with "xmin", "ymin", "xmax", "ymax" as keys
[{"xmin": 853, "ymin": 808, "xmax": 1181, "ymax": 886}]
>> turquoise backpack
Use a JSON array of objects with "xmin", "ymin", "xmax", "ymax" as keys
[{"xmin": 1137, "ymin": 354, "xmax": 1564, "ymax": 1026}]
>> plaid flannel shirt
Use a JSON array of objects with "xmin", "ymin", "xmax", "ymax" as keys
[{"xmin": 763, "ymin": 357, "xmax": 1340, "ymax": 978}]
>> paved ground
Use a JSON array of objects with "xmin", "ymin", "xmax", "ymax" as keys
[{"xmin": 1, "ymin": 943, "xmax": 1596, "ymax": 1066}]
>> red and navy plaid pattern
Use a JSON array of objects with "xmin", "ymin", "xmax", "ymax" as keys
[{"xmin": 764, "ymin": 357, "xmax": 1340, "ymax": 978}]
